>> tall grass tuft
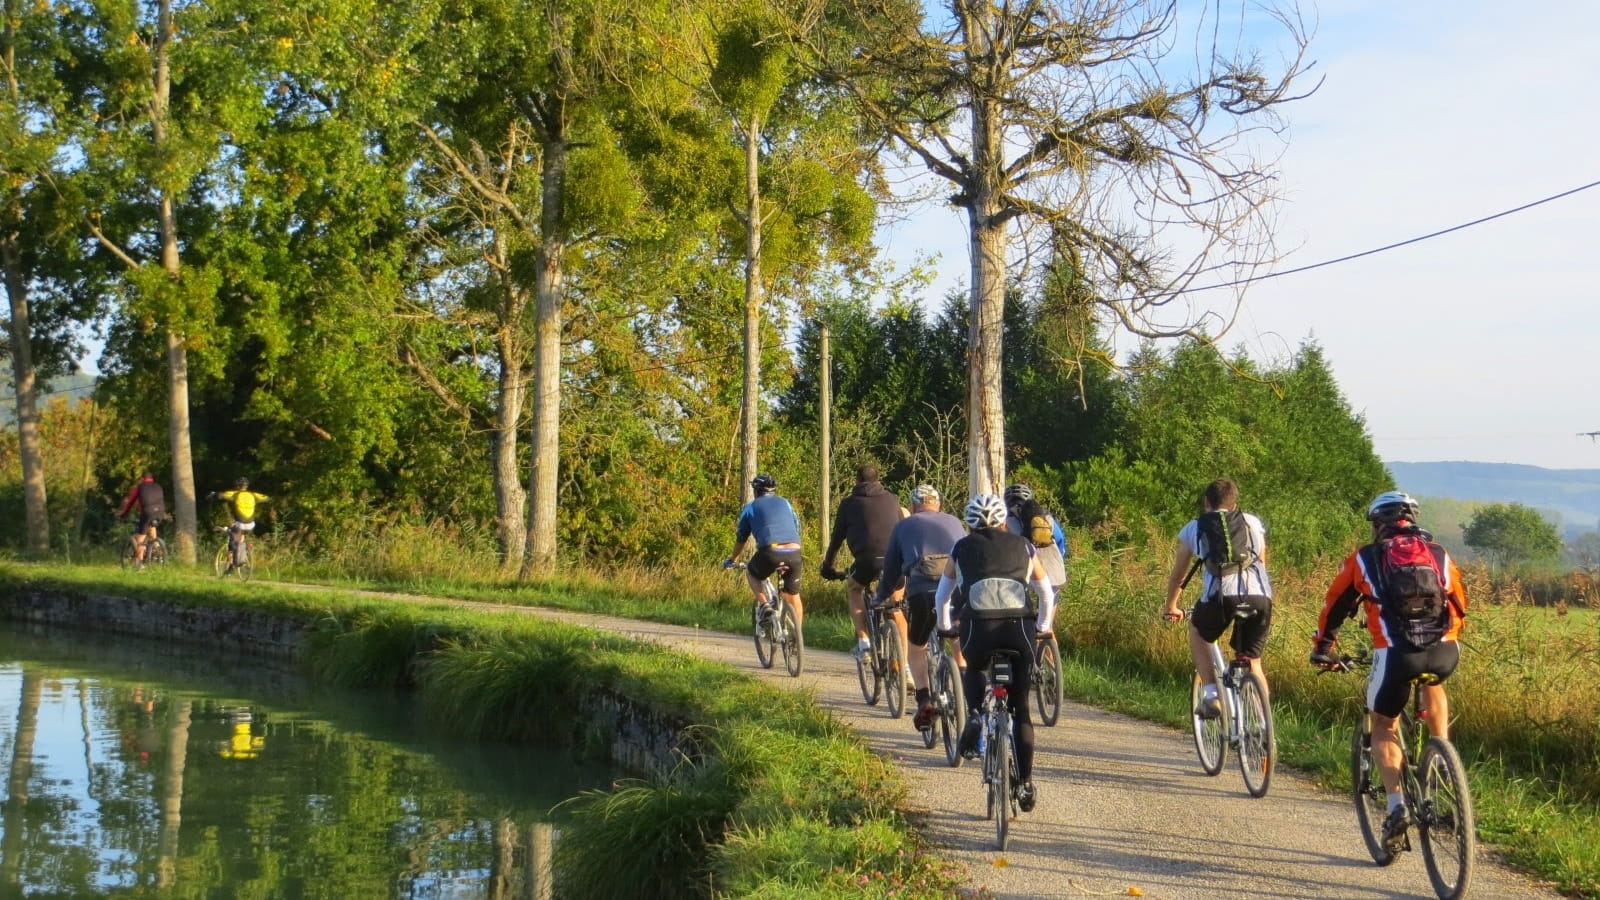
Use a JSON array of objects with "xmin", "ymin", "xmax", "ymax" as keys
[{"xmin": 554, "ymin": 761, "xmax": 739, "ymax": 899}]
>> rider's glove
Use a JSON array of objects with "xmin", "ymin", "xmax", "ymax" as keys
[
  {"xmin": 820, "ymin": 564, "xmax": 844, "ymax": 581},
  {"xmin": 722, "ymin": 558, "xmax": 735, "ymax": 570}
]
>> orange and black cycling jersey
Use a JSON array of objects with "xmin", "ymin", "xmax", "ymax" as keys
[{"xmin": 1317, "ymin": 538, "xmax": 1466, "ymax": 650}]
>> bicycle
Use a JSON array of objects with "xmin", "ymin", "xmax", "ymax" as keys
[
  {"xmin": 732, "ymin": 562, "xmax": 802, "ymax": 677},
  {"xmin": 119, "ymin": 527, "xmax": 169, "ymax": 571},
  {"xmin": 923, "ymin": 629, "xmax": 966, "ymax": 764},
  {"xmin": 1189, "ymin": 639, "xmax": 1276, "ymax": 797},
  {"xmin": 1326, "ymin": 648, "xmax": 1476, "ymax": 900},
  {"xmin": 974, "ymin": 649, "xmax": 1025, "ymax": 850},
  {"xmin": 1032, "ymin": 630, "xmax": 1062, "ymax": 727},
  {"xmin": 855, "ymin": 594, "xmax": 909, "ymax": 718},
  {"xmin": 214, "ymin": 526, "xmax": 254, "ymax": 581}
]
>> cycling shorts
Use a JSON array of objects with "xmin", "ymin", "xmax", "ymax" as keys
[
  {"xmin": 1190, "ymin": 594, "xmax": 1272, "ymax": 659},
  {"xmin": 749, "ymin": 547, "xmax": 802, "ymax": 594},
  {"xmin": 849, "ymin": 555, "xmax": 884, "ymax": 588},
  {"xmin": 904, "ymin": 590, "xmax": 936, "ymax": 647},
  {"xmin": 136, "ymin": 513, "xmax": 162, "ymax": 533},
  {"xmin": 1368, "ymin": 642, "xmax": 1459, "ymax": 719},
  {"xmin": 230, "ymin": 520, "xmax": 257, "ymax": 533}
]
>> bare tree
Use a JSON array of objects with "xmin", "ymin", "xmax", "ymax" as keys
[{"xmin": 807, "ymin": 0, "xmax": 1312, "ymax": 495}]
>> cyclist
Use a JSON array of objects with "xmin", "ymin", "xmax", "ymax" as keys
[
  {"xmin": 820, "ymin": 465, "xmax": 906, "ymax": 660},
  {"xmin": 1003, "ymin": 483, "xmax": 1068, "ymax": 590},
  {"xmin": 1311, "ymin": 490, "xmax": 1467, "ymax": 855},
  {"xmin": 725, "ymin": 474, "xmax": 805, "ymax": 630},
  {"xmin": 1162, "ymin": 478, "xmax": 1273, "ymax": 717},
  {"xmin": 875, "ymin": 484, "xmax": 967, "ymax": 729},
  {"xmin": 207, "ymin": 477, "xmax": 269, "ymax": 573},
  {"xmin": 118, "ymin": 471, "xmax": 167, "ymax": 566},
  {"xmin": 935, "ymin": 493, "xmax": 1057, "ymax": 812}
]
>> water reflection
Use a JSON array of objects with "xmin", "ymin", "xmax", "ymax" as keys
[{"xmin": 0, "ymin": 623, "xmax": 610, "ymax": 898}]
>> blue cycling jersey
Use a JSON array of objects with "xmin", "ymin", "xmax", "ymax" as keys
[{"xmin": 736, "ymin": 494, "xmax": 802, "ymax": 549}]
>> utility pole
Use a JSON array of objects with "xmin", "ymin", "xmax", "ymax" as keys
[{"xmin": 819, "ymin": 322, "xmax": 831, "ymax": 544}]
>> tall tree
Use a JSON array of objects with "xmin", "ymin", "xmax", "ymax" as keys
[
  {"xmin": 0, "ymin": 0, "xmax": 92, "ymax": 553},
  {"xmin": 641, "ymin": 1, "xmax": 879, "ymax": 503},
  {"xmin": 808, "ymin": 0, "xmax": 1311, "ymax": 496},
  {"xmin": 77, "ymin": 0, "xmax": 265, "ymax": 563}
]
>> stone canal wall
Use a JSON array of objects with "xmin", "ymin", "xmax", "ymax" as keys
[{"xmin": 0, "ymin": 582, "xmax": 694, "ymax": 775}]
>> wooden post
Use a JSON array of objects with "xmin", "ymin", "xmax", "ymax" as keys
[{"xmin": 819, "ymin": 322, "xmax": 831, "ymax": 544}]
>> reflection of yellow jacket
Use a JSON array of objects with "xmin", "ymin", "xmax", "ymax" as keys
[
  {"xmin": 219, "ymin": 722, "xmax": 265, "ymax": 760},
  {"xmin": 215, "ymin": 490, "xmax": 269, "ymax": 522}
]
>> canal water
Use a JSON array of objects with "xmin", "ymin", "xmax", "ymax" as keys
[{"xmin": 0, "ymin": 621, "xmax": 614, "ymax": 898}]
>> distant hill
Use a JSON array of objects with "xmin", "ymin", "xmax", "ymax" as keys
[{"xmin": 1387, "ymin": 461, "xmax": 1600, "ymax": 538}]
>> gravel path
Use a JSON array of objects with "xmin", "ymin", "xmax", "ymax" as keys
[{"xmin": 305, "ymin": 587, "xmax": 1563, "ymax": 899}]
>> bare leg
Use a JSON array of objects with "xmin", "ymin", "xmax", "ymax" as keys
[
  {"xmin": 1189, "ymin": 626, "xmax": 1217, "ymax": 684},
  {"xmin": 847, "ymin": 581, "xmax": 868, "ymax": 642},
  {"xmin": 1420, "ymin": 684, "xmax": 1449, "ymax": 740}
]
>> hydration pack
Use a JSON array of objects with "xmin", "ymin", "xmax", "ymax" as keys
[
  {"xmin": 1370, "ymin": 532, "xmax": 1450, "ymax": 647},
  {"xmin": 1197, "ymin": 510, "xmax": 1256, "ymax": 577}
]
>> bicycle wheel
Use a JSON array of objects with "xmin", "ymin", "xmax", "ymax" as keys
[
  {"xmin": 120, "ymin": 539, "xmax": 138, "ymax": 570},
  {"xmin": 1033, "ymin": 635, "xmax": 1062, "ymax": 727},
  {"xmin": 937, "ymin": 654, "xmax": 965, "ymax": 768},
  {"xmin": 1190, "ymin": 673, "xmax": 1226, "ymax": 775},
  {"xmin": 992, "ymin": 712, "xmax": 1012, "ymax": 850},
  {"xmin": 752, "ymin": 601, "xmax": 776, "ymax": 669},
  {"xmin": 1352, "ymin": 711, "xmax": 1398, "ymax": 867},
  {"xmin": 884, "ymin": 622, "xmax": 907, "ymax": 719},
  {"xmin": 214, "ymin": 540, "xmax": 232, "ymax": 577},
  {"xmin": 146, "ymin": 539, "xmax": 168, "ymax": 566},
  {"xmin": 779, "ymin": 604, "xmax": 802, "ymax": 677},
  {"xmin": 1236, "ymin": 672, "xmax": 1276, "ymax": 798},
  {"xmin": 1418, "ymin": 738, "xmax": 1476, "ymax": 900}
]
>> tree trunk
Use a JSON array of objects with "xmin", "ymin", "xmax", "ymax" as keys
[
  {"xmin": 0, "ymin": 234, "xmax": 48, "ymax": 554},
  {"xmin": 493, "ymin": 324, "xmax": 527, "ymax": 574},
  {"xmin": 0, "ymin": 672, "xmax": 40, "ymax": 891},
  {"xmin": 153, "ymin": 0, "xmax": 197, "ymax": 564},
  {"xmin": 522, "ymin": 131, "xmax": 566, "ymax": 579},
  {"xmin": 739, "ymin": 115, "xmax": 763, "ymax": 505},
  {"xmin": 2, "ymin": 5, "xmax": 48, "ymax": 556},
  {"xmin": 965, "ymin": 63, "xmax": 1007, "ymax": 497}
]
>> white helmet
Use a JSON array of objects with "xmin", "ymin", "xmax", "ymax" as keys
[
  {"xmin": 1366, "ymin": 490, "xmax": 1420, "ymax": 523},
  {"xmin": 964, "ymin": 493, "xmax": 1008, "ymax": 529}
]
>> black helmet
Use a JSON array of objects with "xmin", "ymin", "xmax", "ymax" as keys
[
  {"xmin": 751, "ymin": 473, "xmax": 777, "ymax": 494},
  {"xmin": 1004, "ymin": 483, "xmax": 1033, "ymax": 504},
  {"xmin": 236, "ymin": 477, "xmax": 250, "ymax": 489}
]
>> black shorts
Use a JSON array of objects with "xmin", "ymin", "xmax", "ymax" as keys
[
  {"xmin": 749, "ymin": 548, "xmax": 802, "ymax": 594},
  {"xmin": 905, "ymin": 591, "xmax": 936, "ymax": 647},
  {"xmin": 849, "ymin": 555, "xmax": 884, "ymax": 588},
  {"xmin": 136, "ymin": 513, "xmax": 162, "ymax": 532},
  {"xmin": 1368, "ymin": 642, "xmax": 1459, "ymax": 718},
  {"xmin": 1190, "ymin": 594, "xmax": 1272, "ymax": 659}
]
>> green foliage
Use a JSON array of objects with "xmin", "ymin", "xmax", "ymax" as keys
[
  {"xmin": 1067, "ymin": 338, "xmax": 1389, "ymax": 568},
  {"xmin": 1464, "ymin": 502, "xmax": 1564, "ymax": 569}
]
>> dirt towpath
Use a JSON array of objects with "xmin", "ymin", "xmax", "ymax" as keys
[{"xmin": 298, "ymin": 586, "xmax": 1560, "ymax": 899}]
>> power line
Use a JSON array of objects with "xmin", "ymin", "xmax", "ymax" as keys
[{"xmin": 1180, "ymin": 177, "xmax": 1600, "ymax": 295}]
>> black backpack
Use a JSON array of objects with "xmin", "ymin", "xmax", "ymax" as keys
[{"xmin": 1197, "ymin": 509, "xmax": 1255, "ymax": 577}]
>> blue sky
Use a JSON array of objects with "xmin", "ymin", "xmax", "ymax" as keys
[{"xmin": 877, "ymin": 0, "xmax": 1600, "ymax": 471}]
